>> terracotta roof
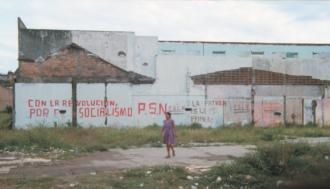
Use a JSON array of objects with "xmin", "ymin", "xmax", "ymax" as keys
[{"xmin": 191, "ymin": 67, "xmax": 330, "ymax": 85}]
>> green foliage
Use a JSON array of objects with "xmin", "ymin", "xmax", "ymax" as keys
[
  {"xmin": 260, "ymin": 130, "xmax": 275, "ymax": 141},
  {"xmin": 198, "ymin": 143, "xmax": 330, "ymax": 189},
  {"xmin": 187, "ymin": 122, "xmax": 203, "ymax": 129},
  {"xmin": 78, "ymin": 166, "xmax": 193, "ymax": 189},
  {"xmin": 4, "ymin": 105, "xmax": 12, "ymax": 113},
  {"xmin": 1, "ymin": 123, "xmax": 330, "ymax": 157},
  {"xmin": 0, "ymin": 113, "xmax": 11, "ymax": 129},
  {"xmin": 0, "ymin": 176, "xmax": 60, "ymax": 189}
]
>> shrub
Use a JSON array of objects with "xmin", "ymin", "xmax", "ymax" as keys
[
  {"xmin": 187, "ymin": 122, "xmax": 202, "ymax": 129},
  {"xmin": 199, "ymin": 143, "xmax": 330, "ymax": 188},
  {"xmin": 260, "ymin": 131, "xmax": 275, "ymax": 141},
  {"xmin": 4, "ymin": 106, "xmax": 12, "ymax": 113},
  {"xmin": 0, "ymin": 113, "xmax": 12, "ymax": 129}
]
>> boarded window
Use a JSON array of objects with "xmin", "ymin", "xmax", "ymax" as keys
[
  {"xmin": 286, "ymin": 52, "xmax": 298, "ymax": 58},
  {"xmin": 161, "ymin": 49, "xmax": 176, "ymax": 54},
  {"xmin": 313, "ymin": 52, "xmax": 330, "ymax": 58},
  {"xmin": 212, "ymin": 51, "xmax": 226, "ymax": 55},
  {"xmin": 251, "ymin": 51, "xmax": 264, "ymax": 56}
]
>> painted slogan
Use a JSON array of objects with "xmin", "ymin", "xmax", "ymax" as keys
[
  {"xmin": 27, "ymin": 99, "xmax": 132, "ymax": 119},
  {"xmin": 26, "ymin": 97, "xmax": 253, "ymax": 127}
]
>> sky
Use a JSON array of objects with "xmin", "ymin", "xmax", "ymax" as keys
[{"xmin": 1, "ymin": 0, "xmax": 330, "ymax": 73}]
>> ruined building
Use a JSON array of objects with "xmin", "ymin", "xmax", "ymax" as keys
[
  {"xmin": 14, "ymin": 18, "xmax": 330, "ymax": 128},
  {"xmin": 0, "ymin": 72, "xmax": 14, "ymax": 111}
]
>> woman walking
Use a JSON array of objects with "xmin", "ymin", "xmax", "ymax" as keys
[{"xmin": 161, "ymin": 112, "xmax": 176, "ymax": 158}]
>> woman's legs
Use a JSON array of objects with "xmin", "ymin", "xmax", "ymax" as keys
[
  {"xmin": 170, "ymin": 145, "xmax": 175, "ymax": 157},
  {"xmin": 166, "ymin": 144, "xmax": 171, "ymax": 158}
]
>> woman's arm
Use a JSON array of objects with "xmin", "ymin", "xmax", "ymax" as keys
[
  {"xmin": 172, "ymin": 121, "xmax": 176, "ymax": 136},
  {"xmin": 161, "ymin": 123, "xmax": 164, "ymax": 134}
]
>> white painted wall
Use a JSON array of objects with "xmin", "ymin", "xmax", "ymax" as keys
[
  {"xmin": 206, "ymin": 85, "xmax": 251, "ymax": 98},
  {"xmin": 150, "ymin": 55, "xmax": 251, "ymax": 95},
  {"xmin": 159, "ymin": 41, "xmax": 330, "ymax": 59},
  {"xmin": 107, "ymin": 83, "xmax": 134, "ymax": 127},
  {"xmin": 72, "ymin": 31, "xmax": 134, "ymax": 70},
  {"xmin": 253, "ymin": 56, "xmax": 330, "ymax": 80},
  {"xmin": 134, "ymin": 36, "xmax": 158, "ymax": 77},
  {"xmin": 77, "ymin": 83, "xmax": 106, "ymax": 127},
  {"xmin": 72, "ymin": 31, "xmax": 159, "ymax": 78},
  {"xmin": 15, "ymin": 83, "xmax": 72, "ymax": 128},
  {"xmin": 255, "ymin": 85, "xmax": 322, "ymax": 97}
]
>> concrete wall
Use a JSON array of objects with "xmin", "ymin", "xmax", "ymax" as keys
[
  {"xmin": 19, "ymin": 29, "xmax": 72, "ymax": 61},
  {"xmin": 19, "ymin": 29, "xmax": 158, "ymax": 77},
  {"xmin": 15, "ymin": 83, "xmax": 72, "ymax": 128},
  {"xmin": 159, "ymin": 41, "xmax": 330, "ymax": 59},
  {"xmin": 72, "ymin": 31, "xmax": 134, "ymax": 70},
  {"xmin": 253, "ymin": 56, "xmax": 330, "ymax": 80},
  {"xmin": 255, "ymin": 85, "xmax": 322, "ymax": 97},
  {"xmin": 134, "ymin": 36, "xmax": 158, "ymax": 78},
  {"xmin": 77, "ymin": 83, "xmax": 135, "ymax": 127},
  {"xmin": 77, "ymin": 83, "xmax": 106, "ymax": 127},
  {"xmin": 14, "ymin": 82, "xmax": 242, "ymax": 127},
  {"xmin": 14, "ymin": 82, "xmax": 330, "ymax": 128}
]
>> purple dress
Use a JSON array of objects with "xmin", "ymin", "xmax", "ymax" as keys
[{"xmin": 163, "ymin": 119, "xmax": 176, "ymax": 145}]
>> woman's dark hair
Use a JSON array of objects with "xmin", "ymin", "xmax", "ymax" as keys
[{"xmin": 166, "ymin": 112, "xmax": 171, "ymax": 117}]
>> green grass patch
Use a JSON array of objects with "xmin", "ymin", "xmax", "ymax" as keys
[
  {"xmin": 1, "ymin": 125, "xmax": 330, "ymax": 157},
  {"xmin": 78, "ymin": 166, "xmax": 193, "ymax": 189},
  {"xmin": 198, "ymin": 143, "xmax": 330, "ymax": 189},
  {"xmin": 0, "ymin": 176, "xmax": 61, "ymax": 189},
  {"xmin": 0, "ymin": 112, "xmax": 11, "ymax": 129}
]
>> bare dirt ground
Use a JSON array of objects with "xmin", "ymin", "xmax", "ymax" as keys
[
  {"xmin": 2, "ymin": 137, "xmax": 330, "ymax": 178},
  {"xmin": 1, "ymin": 144, "xmax": 255, "ymax": 177}
]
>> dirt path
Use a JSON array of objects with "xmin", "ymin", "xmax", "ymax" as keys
[{"xmin": 2, "ymin": 144, "xmax": 255, "ymax": 177}]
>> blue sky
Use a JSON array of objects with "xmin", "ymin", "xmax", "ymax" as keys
[{"xmin": 1, "ymin": 0, "xmax": 330, "ymax": 73}]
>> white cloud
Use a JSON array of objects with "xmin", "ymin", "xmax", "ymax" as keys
[{"xmin": 0, "ymin": 0, "xmax": 330, "ymax": 72}]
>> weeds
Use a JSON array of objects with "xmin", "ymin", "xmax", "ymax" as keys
[
  {"xmin": 0, "ymin": 176, "xmax": 60, "ymax": 189},
  {"xmin": 1, "ymin": 125, "xmax": 330, "ymax": 156},
  {"xmin": 0, "ymin": 112, "xmax": 11, "ymax": 129},
  {"xmin": 77, "ymin": 166, "xmax": 194, "ymax": 189},
  {"xmin": 198, "ymin": 143, "xmax": 330, "ymax": 189},
  {"xmin": 2, "ymin": 143, "xmax": 329, "ymax": 189}
]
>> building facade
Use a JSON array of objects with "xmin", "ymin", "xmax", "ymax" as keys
[{"xmin": 14, "ymin": 18, "xmax": 330, "ymax": 128}]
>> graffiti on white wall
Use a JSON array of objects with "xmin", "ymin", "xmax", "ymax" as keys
[
  {"xmin": 15, "ymin": 83, "xmax": 72, "ymax": 128},
  {"xmin": 16, "ymin": 83, "xmax": 327, "ymax": 128},
  {"xmin": 16, "ymin": 83, "xmax": 233, "ymax": 127}
]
